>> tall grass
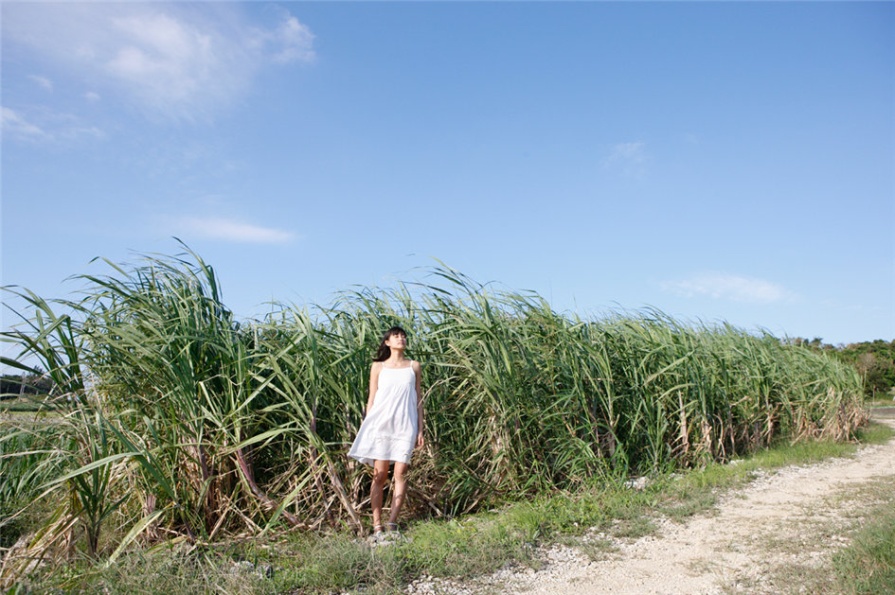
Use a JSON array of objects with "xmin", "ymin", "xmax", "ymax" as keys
[{"xmin": 0, "ymin": 248, "xmax": 866, "ymax": 583}]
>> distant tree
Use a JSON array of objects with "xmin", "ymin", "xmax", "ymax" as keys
[{"xmin": 844, "ymin": 340, "xmax": 895, "ymax": 398}]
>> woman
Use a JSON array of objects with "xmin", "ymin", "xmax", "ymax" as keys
[{"xmin": 348, "ymin": 326, "xmax": 424, "ymax": 540}]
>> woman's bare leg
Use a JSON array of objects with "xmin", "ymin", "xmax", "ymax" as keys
[
  {"xmin": 371, "ymin": 460, "xmax": 390, "ymax": 531},
  {"xmin": 387, "ymin": 462, "xmax": 409, "ymax": 526}
]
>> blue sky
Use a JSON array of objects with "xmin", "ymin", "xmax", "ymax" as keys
[{"xmin": 2, "ymin": 1, "xmax": 893, "ymax": 352}]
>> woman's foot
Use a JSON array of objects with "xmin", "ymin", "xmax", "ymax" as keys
[{"xmin": 384, "ymin": 522, "xmax": 406, "ymax": 542}]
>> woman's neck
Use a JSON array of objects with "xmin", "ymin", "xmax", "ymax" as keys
[{"xmin": 385, "ymin": 350, "xmax": 406, "ymax": 365}]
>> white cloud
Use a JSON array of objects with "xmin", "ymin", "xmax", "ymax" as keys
[
  {"xmin": 28, "ymin": 75, "xmax": 53, "ymax": 91},
  {"xmin": 1, "ymin": 106, "xmax": 104, "ymax": 143},
  {"xmin": 175, "ymin": 216, "xmax": 296, "ymax": 244},
  {"xmin": 601, "ymin": 141, "xmax": 647, "ymax": 178},
  {"xmin": 3, "ymin": 3, "xmax": 315, "ymax": 121},
  {"xmin": 84, "ymin": 92, "xmax": 101, "ymax": 103},
  {"xmin": 661, "ymin": 273, "xmax": 797, "ymax": 304},
  {"xmin": 254, "ymin": 10, "xmax": 316, "ymax": 64}
]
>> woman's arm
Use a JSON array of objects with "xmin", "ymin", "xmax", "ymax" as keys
[
  {"xmin": 413, "ymin": 360, "xmax": 425, "ymax": 448},
  {"xmin": 366, "ymin": 362, "xmax": 381, "ymax": 415}
]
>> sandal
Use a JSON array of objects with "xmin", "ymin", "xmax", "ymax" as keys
[{"xmin": 384, "ymin": 522, "xmax": 408, "ymax": 543}]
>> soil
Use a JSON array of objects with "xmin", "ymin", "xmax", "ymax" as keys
[{"xmin": 408, "ymin": 411, "xmax": 895, "ymax": 595}]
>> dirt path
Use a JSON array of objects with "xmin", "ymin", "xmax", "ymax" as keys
[{"xmin": 411, "ymin": 412, "xmax": 895, "ymax": 595}]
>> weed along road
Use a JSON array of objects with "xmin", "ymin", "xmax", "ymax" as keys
[{"xmin": 413, "ymin": 414, "xmax": 895, "ymax": 595}]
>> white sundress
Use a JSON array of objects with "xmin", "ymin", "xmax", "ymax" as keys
[{"xmin": 348, "ymin": 362, "xmax": 419, "ymax": 466}]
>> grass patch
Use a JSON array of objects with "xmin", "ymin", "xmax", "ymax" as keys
[
  {"xmin": 832, "ymin": 479, "xmax": 895, "ymax": 595},
  {"xmin": 0, "ymin": 398, "xmax": 48, "ymax": 414},
  {"xmin": 864, "ymin": 395, "xmax": 895, "ymax": 408},
  {"xmin": 25, "ymin": 542, "xmax": 282, "ymax": 595},
  {"xmin": 853, "ymin": 420, "xmax": 895, "ymax": 445}
]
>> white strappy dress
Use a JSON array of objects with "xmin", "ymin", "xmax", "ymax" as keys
[{"xmin": 348, "ymin": 363, "xmax": 419, "ymax": 466}]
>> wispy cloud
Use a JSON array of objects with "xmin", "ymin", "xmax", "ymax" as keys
[
  {"xmin": 1, "ymin": 106, "xmax": 104, "ymax": 143},
  {"xmin": 661, "ymin": 273, "xmax": 797, "ymax": 304},
  {"xmin": 28, "ymin": 75, "xmax": 53, "ymax": 91},
  {"xmin": 256, "ymin": 10, "xmax": 316, "ymax": 64},
  {"xmin": 601, "ymin": 141, "xmax": 648, "ymax": 178},
  {"xmin": 174, "ymin": 216, "xmax": 296, "ymax": 244},
  {"xmin": 3, "ymin": 3, "xmax": 315, "ymax": 121},
  {"xmin": 1, "ymin": 107, "xmax": 50, "ymax": 141}
]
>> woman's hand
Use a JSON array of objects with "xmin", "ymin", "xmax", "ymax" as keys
[{"xmin": 416, "ymin": 432, "xmax": 425, "ymax": 449}]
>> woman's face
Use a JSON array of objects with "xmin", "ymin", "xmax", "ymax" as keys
[{"xmin": 384, "ymin": 332, "xmax": 407, "ymax": 350}]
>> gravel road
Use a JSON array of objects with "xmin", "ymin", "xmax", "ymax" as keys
[{"xmin": 408, "ymin": 411, "xmax": 895, "ymax": 595}]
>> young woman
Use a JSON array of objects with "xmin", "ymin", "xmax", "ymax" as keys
[{"xmin": 348, "ymin": 326, "xmax": 424, "ymax": 540}]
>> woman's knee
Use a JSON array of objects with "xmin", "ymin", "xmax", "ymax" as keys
[{"xmin": 372, "ymin": 467, "xmax": 389, "ymax": 486}]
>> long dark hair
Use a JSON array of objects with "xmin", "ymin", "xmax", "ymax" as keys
[{"xmin": 373, "ymin": 326, "xmax": 407, "ymax": 362}]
